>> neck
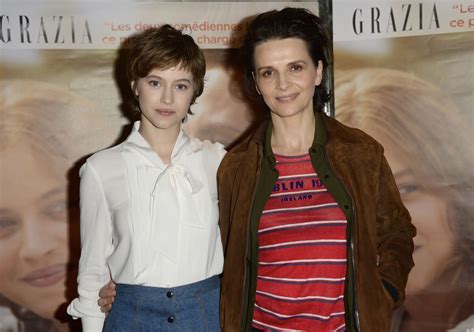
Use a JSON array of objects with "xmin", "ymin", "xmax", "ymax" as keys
[
  {"xmin": 138, "ymin": 121, "xmax": 180, "ymax": 164},
  {"xmin": 402, "ymin": 266, "xmax": 474, "ymax": 329},
  {"xmin": 402, "ymin": 289, "xmax": 467, "ymax": 331},
  {"xmin": 270, "ymin": 111, "xmax": 316, "ymax": 156}
]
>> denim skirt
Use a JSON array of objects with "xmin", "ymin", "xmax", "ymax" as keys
[{"xmin": 103, "ymin": 276, "xmax": 220, "ymax": 331}]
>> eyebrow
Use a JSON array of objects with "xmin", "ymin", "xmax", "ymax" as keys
[
  {"xmin": 146, "ymin": 75, "xmax": 192, "ymax": 84},
  {"xmin": 0, "ymin": 188, "xmax": 67, "ymax": 215},
  {"xmin": 393, "ymin": 169, "xmax": 413, "ymax": 179},
  {"xmin": 256, "ymin": 60, "xmax": 307, "ymax": 71},
  {"xmin": 38, "ymin": 187, "xmax": 66, "ymax": 202},
  {"xmin": 288, "ymin": 60, "xmax": 307, "ymax": 65},
  {"xmin": 0, "ymin": 208, "xmax": 13, "ymax": 215}
]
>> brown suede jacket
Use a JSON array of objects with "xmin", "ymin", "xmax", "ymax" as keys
[{"xmin": 217, "ymin": 112, "xmax": 416, "ymax": 332}]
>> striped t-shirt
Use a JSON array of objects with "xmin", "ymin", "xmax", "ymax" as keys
[{"xmin": 252, "ymin": 153, "xmax": 347, "ymax": 332}]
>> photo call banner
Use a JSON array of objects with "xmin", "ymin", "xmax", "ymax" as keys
[{"xmin": 1, "ymin": 1, "xmax": 472, "ymax": 331}]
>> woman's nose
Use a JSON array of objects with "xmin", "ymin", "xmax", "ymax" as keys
[
  {"xmin": 18, "ymin": 217, "xmax": 58, "ymax": 262},
  {"xmin": 276, "ymin": 73, "xmax": 290, "ymax": 90},
  {"xmin": 160, "ymin": 86, "xmax": 173, "ymax": 105}
]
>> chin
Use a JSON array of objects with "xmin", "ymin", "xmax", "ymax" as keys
[
  {"xmin": 24, "ymin": 287, "xmax": 67, "ymax": 320},
  {"xmin": 31, "ymin": 298, "xmax": 65, "ymax": 320},
  {"xmin": 405, "ymin": 281, "xmax": 422, "ymax": 297},
  {"xmin": 405, "ymin": 270, "xmax": 433, "ymax": 297}
]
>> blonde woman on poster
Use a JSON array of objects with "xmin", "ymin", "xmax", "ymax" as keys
[
  {"xmin": 335, "ymin": 68, "xmax": 474, "ymax": 332},
  {"xmin": 0, "ymin": 80, "xmax": 118, "ymax": 332},
  {"xmin": 67, "ymin": 25, "xmax": 225, "ymax": 331}
]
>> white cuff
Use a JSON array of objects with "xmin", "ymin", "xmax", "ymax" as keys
[{"xmin": 81, "ymin": 317, "xmax": 105, "ymax": 332}]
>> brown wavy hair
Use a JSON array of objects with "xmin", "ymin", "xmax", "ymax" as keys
[{"xmin": 125, "ymin": 25, "xmax": 206, "ymax": 115}]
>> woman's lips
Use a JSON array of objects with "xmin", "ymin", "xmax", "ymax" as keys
[
  {"xmin": 276, "ymin": 93, "xmax": 298, "ymax": 102},
  {"xmin": 156, "ymin": 109, "xmax": 175, "ymax": 116},
  {"xmin": 21, "ymin": 264, "xmax": 66, "ymax": 288}
]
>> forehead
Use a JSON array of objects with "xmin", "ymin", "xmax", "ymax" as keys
[
  {"xmin": 146, "ymin": 65, "xmax": 194, "ymax": 80},
  {"xmin": 253, "ymin": 38, "xmax": 311, "ymax": 66},
  {"xmin": 1, "ymin": 139, "xmax": 64, "ymax": 208}
]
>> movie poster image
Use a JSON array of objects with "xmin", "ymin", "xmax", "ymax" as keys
[{"xmin": 333, "ymin": 1, "xmax": 473, "ymax": 331}]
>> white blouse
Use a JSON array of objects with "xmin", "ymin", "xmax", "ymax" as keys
[{"xmin": 67, "ymin": 122, "xmax": 226, "ymax": 331}]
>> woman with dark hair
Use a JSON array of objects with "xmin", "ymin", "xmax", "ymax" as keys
[{"xmin": 217, "ymin": 7, "xmax": 415, "ymax": 332}]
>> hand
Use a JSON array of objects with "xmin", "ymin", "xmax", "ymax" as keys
[{"xmin": 98, "ymin": 280, "xmax": 116, "ymax": 313}]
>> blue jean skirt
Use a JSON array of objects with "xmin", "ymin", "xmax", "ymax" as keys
[{"xmin": 103, "ymin": 276, "xmax": 220, "ymax": 331}]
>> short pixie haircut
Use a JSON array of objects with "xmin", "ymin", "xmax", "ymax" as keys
[
  {"xmin": 126, "ymin": 25, "xmax": 206, "ymax": 112},
  {"xmin": 240, "ymin": 7, "xmax": 331, "ymax": 113}
]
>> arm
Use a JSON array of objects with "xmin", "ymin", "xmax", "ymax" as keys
[
  {"xmin": 375, "ymin": 154, "xmax": 416, "ymax": 308},
  {"xmin": 67, "ymin": 161, "xmax": 113, "ymax": 331}
]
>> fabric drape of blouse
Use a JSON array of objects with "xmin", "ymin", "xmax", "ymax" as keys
[{"xmin": 67, "ymin": 122, "xmax": 226, "ymax": 331}]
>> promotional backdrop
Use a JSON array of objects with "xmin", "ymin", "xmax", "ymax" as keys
[
  {"xmin": 333, "ymin": 2, "xmax": 473, "ymax": 331},
  {"xmin": 1, "ymin": 1, "xmax": 472, "ymax": 331}
]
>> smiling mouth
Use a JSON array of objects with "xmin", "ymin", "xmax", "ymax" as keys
[
  {"xmin": 276, "ymin": 93, "xmax": 298, "ymax": 102},
  {"xmin": 21, "ymin": 264, "xmax": 66, "ymax": 288}
]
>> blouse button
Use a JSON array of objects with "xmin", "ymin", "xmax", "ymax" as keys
[
  {"xmin": 166, "ymin": 291, "xmax": 174, "ymax": 298},
  {"xmin": 167, "ymin": 316, "xmax": 175, "ymax": 323}
]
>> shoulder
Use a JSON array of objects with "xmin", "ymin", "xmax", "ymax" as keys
[
  {"xmin": 189, "ymin": 136, "xmax": 226, "ymax": 155},
  {"xmin": 223, "ymin": 119, "xmax": 267, "ymax": 162},
  {"xmin": 80, "ymin": 143, "xmax": 124, "ymax": 176},
  {"xmin": 218, "ymin": 134, "xmax": 260, "ymax": 179},
  {"xmin": 188, "ymin": 136, "xmax": 227, "ymax": 162}
]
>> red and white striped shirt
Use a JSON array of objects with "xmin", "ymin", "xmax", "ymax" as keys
[{"xmin": 252, "ymin": 153, "xmax": 347, "ymax": 332}]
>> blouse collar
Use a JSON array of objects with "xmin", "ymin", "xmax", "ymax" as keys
[{"xmin": 124, "ymin": 121, "xmax": 191, "ymax": 168}]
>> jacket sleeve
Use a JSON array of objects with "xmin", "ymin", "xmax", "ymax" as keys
[
  {"xmin": 375, "ymin": 153, "xmax": 416, "ymax": 308},
  {"xmin": 67, "ymin": 161, "xmax": 113, "ymax": 331}
]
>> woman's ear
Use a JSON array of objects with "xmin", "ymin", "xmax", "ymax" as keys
[
  {"xmin": 131, "ymin": 81, "xmax": 138, "ymax": 97},
  {"xmin": 314, "ymin": 61, "xmax": 323, "ymax": 86}
]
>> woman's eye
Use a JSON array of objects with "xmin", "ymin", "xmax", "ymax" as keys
[
  {"xmin": 398, "ymin": 184, "xmax": 420, "ymax": 195},
  {"xmin": 290, "ymin": 64, "xmax": 303, "ymax": 71},
  {"xmin": 175, "ymin": 84, "xmax": 189, "ymax": 90},
  {"xmin": 0, "ymin": 217, "xmax": 19, "ymax": 239},
  {"xmin": 43, "ymin": 201, "xmax": 68, "ymax": 221},
  {"xmin": 148, "ymin": 80, "xmax": 160, "ymax": 87},
  {"xmin": 261, "ymin": 70, "xmax": 274, "ymax": 78}
]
